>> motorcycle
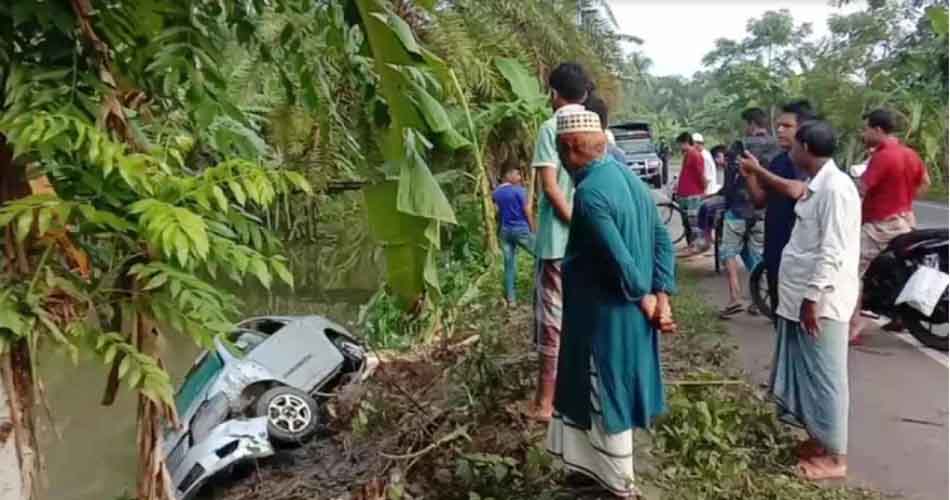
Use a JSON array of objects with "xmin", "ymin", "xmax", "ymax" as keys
[
  {"xmin": 749, "ymin": 228, "xmax": 949, "ymax": 351},
  {"xmin": 861, "ymin": 228, "xmax": 949, "ymax": 351},
  {"xmin": 748, "ymin": 162, "xmax": 948, "ymax": 351}
]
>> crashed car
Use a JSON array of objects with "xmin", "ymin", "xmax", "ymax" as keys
[{"xmin": 163, "ymin": 315, "xmax": 367, "ymax": 499}]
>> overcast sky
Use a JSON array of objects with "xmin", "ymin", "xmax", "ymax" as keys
[{"xmin": 607, "ymin": 0, "xmax": 867, "ymax": 77}]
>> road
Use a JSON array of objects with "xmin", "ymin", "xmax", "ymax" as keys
[
  {"xmin": 672, "ymin": 199, "xmax": 948, "ymax": 500},
  {"xmin": 914, "ymin": 200, "xmax": 949, "ymax": 229}
]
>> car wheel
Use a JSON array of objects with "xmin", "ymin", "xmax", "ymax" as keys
[{"xmin": 254, "ymin": 386, "xmax": 319, "ymax": 445}]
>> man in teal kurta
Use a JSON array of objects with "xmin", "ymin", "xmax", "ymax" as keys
[{"xmin": 546, "ymin": 109, "xmax": 677, "ymax": 498}]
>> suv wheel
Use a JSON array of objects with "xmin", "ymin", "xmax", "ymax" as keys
[{"xmin": 255, "ymin": 386, "xmax": 319, "ymax": 445}]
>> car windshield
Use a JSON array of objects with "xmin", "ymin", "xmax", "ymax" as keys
[
  {"xmin": 617, "ymin": 140, "xmax": 655, "ymax": 155},
  {"xmin": 175, "ymin": 351, "xmax": 224, "ymax": 413}
]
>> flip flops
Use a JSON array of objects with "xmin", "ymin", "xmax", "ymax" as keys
[{"xmin": 719, "ymin": 302, "xmax": 744, "ymax": 319}]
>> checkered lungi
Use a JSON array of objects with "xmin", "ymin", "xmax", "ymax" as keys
[{"xmin": 534, "ymin": 259, "xmax": 563, "ymax": 358}]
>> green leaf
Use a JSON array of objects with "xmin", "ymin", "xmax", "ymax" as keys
[
  {"xmin": 211, "ymin": 186, "xmax": 229, "ymax": 212},
  {"xmin": 271, "ymin": 259, "xmax": 294, "ymax": 288},
  {"xmin": 118, "ymin": 356, "xmax": 131, "ymax": 380},
  {"xmin": 228, "ymin": 180, "xmax": 246, "ymax": 206},
  {"xmin": 369, "ymin": 11, "xmax": 420, "ymax": 55},
  {"xmin": 104, "ymin": 344, "xmax": 119, "ymax": 365},
  {"xmin": 284, "ymin": 172, "xmax": 312, "ymax": 194},
  {"xmin": 15, "ymin": 211, "xmax": 34, "ymax": 243},
  {"xmin": 249, "ymin": 258, "xmax": 272, "ymax": 290},
  {"xmin": 143, "ymin": 273, "xmax": 168, "ymax": 291},
  {"xmin": 494, "ymin": 58, "xmax": 545, "ymax": 103},
  {"xmin": 37, "ymin": 208, "xmax": 53, "ymax": 236},
  {"xmin": 397, "ymin": 132, "xmax": 457, "ymax": 224},
  {"xmin": 928, "ymin": 6, "xmax": 949, "ymax": 38}
]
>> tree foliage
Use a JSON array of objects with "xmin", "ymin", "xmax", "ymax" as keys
[{"xmin": 618, "ymin": 0, "xmax": 948, "ymax": 183}]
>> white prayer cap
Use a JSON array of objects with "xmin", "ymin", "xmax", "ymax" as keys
[
  {"xmin": 692, "ymin": 132, "xmax": 704, "ymax": 143},
  {"xmin": 556, "ymin": 110, "xmax": 602, "ymax": 136}
]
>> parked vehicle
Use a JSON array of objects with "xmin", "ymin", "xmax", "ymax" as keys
[
  {"xmin": 163, "ymin": 315, "xmax": 367, "ymax": 499},
  {"xmin": 749, "ymin": 228, "xmax": 949, "ymax": 351},
  {"xmin": 862, "ymin": 228, "xmax": 949, "ymax": 351},
  {"xmin": 610, "ymin": 121, "xmax": 666, "ymax": 189}
]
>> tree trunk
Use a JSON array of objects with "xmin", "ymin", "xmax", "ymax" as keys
[
  {"xmin": 0, "ymin": 138, "xmax": 39, "ymax": 500},
  {"xmin": 0, "ymin": 343, "xmax": 39, "ymax": 500}
]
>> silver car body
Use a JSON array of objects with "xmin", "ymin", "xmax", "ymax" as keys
[{"xmin": 164, "ymin": 315, "xmax": 360, "ymax": 499}]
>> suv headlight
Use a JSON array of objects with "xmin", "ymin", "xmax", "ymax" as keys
[{"xmin": 647, "ymin": 159, "xmax": 661, "ymax": 168}]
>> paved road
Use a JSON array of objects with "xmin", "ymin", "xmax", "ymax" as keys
[
  {"xmin": 669, "ymin": 199, "xmax": 948, "ymax": 500},
  {"xmin": 914, "ymin": 200, "xmax": 949, "ymax": 229}
]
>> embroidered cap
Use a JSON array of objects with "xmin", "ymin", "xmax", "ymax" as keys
[{"xmin": 556, "ymin": 110, "xmax": 602, "ymax": 135}]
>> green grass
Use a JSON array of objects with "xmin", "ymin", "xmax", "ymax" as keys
[{"xmin": 648, "ymin": 268, "xmax": 885, "ymax": 500}]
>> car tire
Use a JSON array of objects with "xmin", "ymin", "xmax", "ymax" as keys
[{"xmin": 255, "ymin": 386, "xmax": 319, "ymax": 445}]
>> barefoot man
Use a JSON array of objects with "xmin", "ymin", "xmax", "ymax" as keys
[
  {"xmin": 523, "ymin": 62, "xmax": 591, "ymax": 421},
  {"xmin": 546, "ymin": 109, "xmax": 676, "ymax": 498},
  {"xmin": 743, "ymin": 120, "xmax": 860, "ymax": 480}
]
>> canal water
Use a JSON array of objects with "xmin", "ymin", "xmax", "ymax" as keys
[{"xmin": 39, "ymin": 238, "xmax": 382, "ymax": 500}]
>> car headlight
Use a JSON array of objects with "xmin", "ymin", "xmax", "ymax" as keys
[
  {"xmin": 190, "ymin": 393, "xmax": 230, "ymax": 443},
  {"xmin": 647, "ymin": 159, "xmax": 661, "ymax": 168}
]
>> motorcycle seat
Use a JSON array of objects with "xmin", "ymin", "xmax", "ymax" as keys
[{"xmin": 887, "ymin": 228, "xmax": 949, "ymax": 258}]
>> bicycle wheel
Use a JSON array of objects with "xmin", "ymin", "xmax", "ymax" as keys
[
  {"xmin": 657, "ymin": 202, "xmax": 685, "ymax": 244},
  {"xmin": 749, "ymin": 261, "xmax": 774, "ymax": 320},
  {"xmin": 656, "ymin": 202, "xmax": 675, "ymax": 225}
]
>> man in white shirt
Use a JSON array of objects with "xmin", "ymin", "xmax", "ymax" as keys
[
  {"xmin": 741, "ymin": 120, "xmax": 860, "ymax": 481},
  {"xmin": 693, "ymin": 133, "xmax": 720, "ymax": 194}
]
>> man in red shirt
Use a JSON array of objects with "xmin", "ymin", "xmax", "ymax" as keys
[
  {"xmin": 675, "ymin": 131, "xmax": 707, "ymax": 249},
  {"xmin": 850, "ymin": 108, "xmax": 931, "ymax": 342}
]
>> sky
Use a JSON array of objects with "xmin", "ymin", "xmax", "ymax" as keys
[{"xmin": 606, "ymin": 0, "xmax": 867, "ymax": 77}]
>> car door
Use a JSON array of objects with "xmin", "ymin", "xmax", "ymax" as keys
[{"xmin": 246, "ymin": 317, "xmax": 344, "ymax": 392}]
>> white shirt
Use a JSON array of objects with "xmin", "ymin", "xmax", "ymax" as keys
[
  {"xmin": 777, "ymin": 159, "xmax": 861, "ymax": 323},
  {"xmin": 700, "ymin": 148, "xmax": 719, "ymax": 194}
]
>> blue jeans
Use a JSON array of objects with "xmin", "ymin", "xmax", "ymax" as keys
[{"xmin": 501, "ymin": 227, "xmax": 536, "ymax": 302}]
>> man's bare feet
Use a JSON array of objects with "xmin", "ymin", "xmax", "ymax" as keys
[
  {"xmin": 795, "ymin": 455, "xmax": 847, "ymax": 481},
  {"xmin": 519, "ymin": 400, "xmax": 552, "ymax": 422}
]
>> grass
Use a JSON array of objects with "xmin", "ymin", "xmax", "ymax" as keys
[
  {"xmin": 218, "ymin": 259, "xmax": 889, "ymax": 500},
  {"xmin": 650, "ymin": 268, "xmax": 886, "ymax": 499}
]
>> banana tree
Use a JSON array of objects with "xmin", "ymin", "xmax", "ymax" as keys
[{"xmin": 347, "ymin": 0, "xmax": 474, "ymax": 311}]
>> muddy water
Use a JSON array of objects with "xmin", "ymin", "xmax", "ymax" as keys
[{"xmin": 39, "ymin": 240, "xmax": 381, "ymax": 500}]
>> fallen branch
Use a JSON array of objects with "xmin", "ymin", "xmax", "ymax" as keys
[{"xmin": 380, "ymin": 424, "xmax": 471, "ymax": 461}]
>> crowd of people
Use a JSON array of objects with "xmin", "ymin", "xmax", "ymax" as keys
[{"xmin": 489, "ymin": 61, "xmax": 931, "ymax": 498}]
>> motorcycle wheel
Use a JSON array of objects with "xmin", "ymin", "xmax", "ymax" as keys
[
  {"xmin": 748, "ymin": 262, "xmax": 774, "ymax": 321},
  {"xmin": 901, "ymin": 310, "xmax": 949, "ymax": 352}
]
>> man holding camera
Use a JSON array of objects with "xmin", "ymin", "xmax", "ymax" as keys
[{"xmin": 718, "ymin": 108, "xmax": 781, "ymax": 318}]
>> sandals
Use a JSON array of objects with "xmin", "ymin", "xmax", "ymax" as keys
[{"xmin": 719, "ymin": 302, "xmax": 744, "ymax": 319}]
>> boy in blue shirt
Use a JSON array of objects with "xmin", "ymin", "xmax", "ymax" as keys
[{"xmin": 493, "ymin": 165, "xmax": 536, "ymax": 306}]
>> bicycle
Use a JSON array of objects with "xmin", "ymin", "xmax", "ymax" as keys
[
  {"xmin": 748, "ymin": 261, "xmax": 773, "ymax": 320},
  {"xmin": 656, "ymin": 196, "xmax": 695, "ymax": 247}
]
